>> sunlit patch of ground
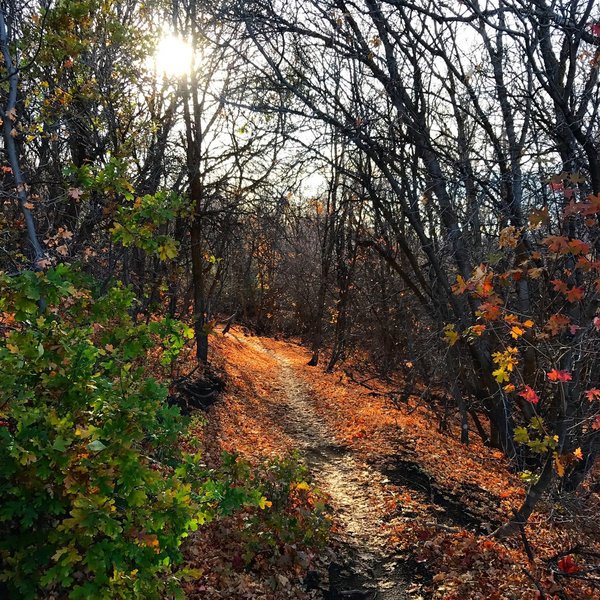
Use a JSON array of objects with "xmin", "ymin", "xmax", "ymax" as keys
[{"xmin": 184, "ymin": 327, "xmax": 599, "ymax": 599}]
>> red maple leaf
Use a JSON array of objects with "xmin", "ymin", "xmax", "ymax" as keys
[
  {"xmin": 478, "ymin": 302, "xmax": 502, "ymax": 321},
  {"xmin": 544, "ymin": 235, "xmax": 569, "ymax": 253},
  {"xmin": 584, "ymin": 388, "xmax": 600, "ymax": 401},
  {"xmin": 547, "ymin": 369, "xmax": 572, "ymax": 382},
  {"xmin": 568, "ymin": 239, "xmax": 591, "ymax": 255},
  {"xmin": 592, "ymin": 23, "xmax": 600, "ymax": 36},
  {"xmin": 518, "ymin": 385, "xmax": 540, "ymax": 404},
  {"xmin": 565, "ymin": 286, "xmax": 584, "ymax": 303}
]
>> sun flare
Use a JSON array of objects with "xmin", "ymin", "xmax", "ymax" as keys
[{"xmin": 153, "ymin": 34, "xmax": 193, "ymax": 78}]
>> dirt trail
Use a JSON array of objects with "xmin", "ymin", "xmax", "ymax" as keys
[{"xmin": 240, "ymin": 336, "xmax": 410, "ymax": 599}]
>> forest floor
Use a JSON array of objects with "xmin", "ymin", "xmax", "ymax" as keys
[{"xmin": 182, "ymin": 328, "xmax": 599, "ymax": 599}]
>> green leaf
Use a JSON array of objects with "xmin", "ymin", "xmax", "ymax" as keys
[
  {"xmin": 157, "ymin": 239, "xmax": 178, "ymax": 261},
  {"xmin": 53, "ymin": 436, "xmax": 71, "ymax": 452},
  {"xmin": 514, "ymin": 427, "xmax": 529, "ymax": 444},
  {"xmin": 87, "ymin": 440, "xmax": 107, "ymax": 453}
]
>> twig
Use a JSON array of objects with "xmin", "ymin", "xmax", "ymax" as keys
[
  {"xmin": 519, "ymin": 523, "xmax": 536, "ymax": 563},
  {"xmin": 521, "ymin": 567, "xmax": 547, "ymax": 600}
]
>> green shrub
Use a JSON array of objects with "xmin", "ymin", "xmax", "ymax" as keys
[
  {"xmin": 216, "ymin": 452, "xmax": 332, "ymax": 568},
  {"xmin": 0, "ymin": 266, "xmax": 200, "ymax": 599},
  {"xmin": 0, "ymin": 266, "xmax": 330, "ymax": 597}
]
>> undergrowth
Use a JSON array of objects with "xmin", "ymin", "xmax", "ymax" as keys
[{"xmin": 0, "ymin": 266, "xmax": 329, "ymax": 598}]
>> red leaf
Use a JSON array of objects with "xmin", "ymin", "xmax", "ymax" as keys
[
  {"xmin": 558, "ymin": 555, "xmax": 580, "ymax": 574},
  {"xmin": 584, "ymin": 388, "xmax": 600, "ymax": 401},
  {"xmin": 592, "ymin": 23, "xmax": 600, "ymax": 36},
  {"xmin": 544, "ymin": 235, "xmax": 569, "ymax": 253},
  {"xmin": 551, "ymin": 279, "xmax": 568, "ymax": 293},
  {"xmin": 545, "ymin": 313, "xmax": 570, "ymax": 335},
  {"xmin": 565, "ymin": 286, "xmax": 584, "ymax": 303},
  {"xmin": 547, "ymin": 369, "xmax": 572, "ymax": 382},
  {"xmin": 518, "ymin": 385, "xmax": 540, "ymax": 404}
]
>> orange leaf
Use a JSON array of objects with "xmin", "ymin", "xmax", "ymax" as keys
[
  {"xmin": 510, "ymin": 326, "xmax": 525, "ymax": 339},
  {"xmin": 565, "ymin": 286, "xmax": 584, "ymax": 303},
  {"xmin": 567, "ymin": 239, "xmax": 591, "ymax": 255},
  {"xmin": 545, "ymin": 313, "xmax": 570, "ymax": 335},
  {"xmin": 547, "ymin": 369, "xmax": 572, "ymax": 382},
  {"xmin": 482, "ymin": 304, "xmax": 501, "ymax": 320},
  {"xmin": 584, "ymin": 388, "xmax": 600, "ymax": 401},
  {"xmin": 470, "ymin": 324, "xmax": 486, "ymax": 336},
  {"xmin": 551, "ymin": 279, "xmax": 568, "ymax": 294},
  {"xmin": 543, "ymin": 235, "xmax": 569, "ymax": 253},
  {"xmin": 499, "ymin": 226, "xmax": 521, "ymax": 249}
]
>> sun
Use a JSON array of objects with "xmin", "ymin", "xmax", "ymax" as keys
[{"xmin": 153, "ymin": 33, "xmax": 194, "ymax": 78}]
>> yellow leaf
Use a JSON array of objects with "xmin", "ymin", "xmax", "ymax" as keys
[
  {"xmin": 528, "ymin": 267, "xmax": 544, "ymax": 279},
  {"xmin": 555, "ymin": 455, "xmax": 565, "ymax": 477},
  {"xmin": 258, "ymin": 496, "xmax": 272, "ymax": 509},
  {"xmin": 295, "ymin": 481, "xmax": 310, "ymax": 491},
  {"xmin": 492, "ymin": 367, "xmax": 509, "ymax": 383},
  {"xmin": 510, "ymin": 326, "xmax": 525, "ymax": 339},
  {"xmin": 443, "ymin": 324, "xmax": 459, "ymax": 346},
  {"xmin": 573, "ymin": 447, "xmax": 583, "ymax": 461},
  {"xmin": 158, "ymin": 240, "xmax": 178, "ymax": 261}
]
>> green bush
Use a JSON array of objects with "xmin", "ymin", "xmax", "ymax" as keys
[
  {"xmin": 0, "ymin": 266, "xmax": 200, "ymax": 599},
  {"xmin": 0, "ymin": 266, "xmax": 330, "ymax": 597},
  {"xmin": 216, "ymin": 452, "xmax": 332, "ymax": 568}
]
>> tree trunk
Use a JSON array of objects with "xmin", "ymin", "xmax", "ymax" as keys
[{"xmin": 190, "ymin": 174, "xmax": 208, "ymax": 364}]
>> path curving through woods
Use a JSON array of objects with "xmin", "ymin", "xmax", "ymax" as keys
[{"xmin": 239, "ymin": 335, "xmax": 411, "ymax": 599}]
